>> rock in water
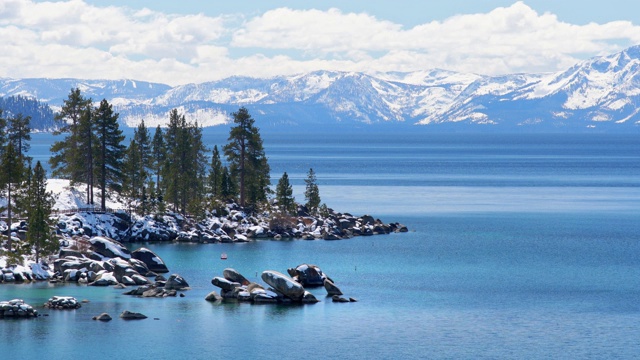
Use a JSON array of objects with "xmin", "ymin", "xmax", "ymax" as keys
[
  {"xmin": 131, "ymin": 247, "xmax": 169, "ymax": 273},
  {"xmin": 261, "ymin": 271, "xmax": 305, "ymax": 301},
  {"xmin": 120, "ymin": 310, "xmax": 147, "ymax": 320},
  {"xmin": 211, "ymin": 277, "xmax": 241, "ymax": 291},
  {"xmin": 222, "ymin": 268, "xmax": 249, "ymax": 285},
  {"xmin": 324, "ymin": 278, "xmax": 343, "ymax": 296},
  {"xmin": 93, "ymin": 313, "xmax": 112, "ymax": 321},
  {"xmin": 164, "ymin": 274, "xmax": 189, "ymax": 290},
  {"xmin": 205, "ymin": 291, "xmax": 223, "ymax": 302},
  {"xmin": 288, "ymin": 264, "xmax": 327, "ymax": 287}
]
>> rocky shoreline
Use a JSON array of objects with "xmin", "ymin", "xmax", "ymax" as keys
[{"xmin": 52, "ymin": 204, "xmax": 408, "ymax": 244}]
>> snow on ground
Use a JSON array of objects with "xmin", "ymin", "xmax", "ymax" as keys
[{"xmin": 47, "ymin": 179, "xmax": 127, "ymax": 211}]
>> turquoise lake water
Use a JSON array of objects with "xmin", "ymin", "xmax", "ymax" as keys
[{"xmin": 2, "ymin": 131, "xmax": 640, "ymax": 359}]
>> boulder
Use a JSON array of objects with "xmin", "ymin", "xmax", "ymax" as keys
[
  {"xmin": 164, "ymin": 274, "xmax": 189, "ymax": 290},
  {"xmin": 332, "ymin": 295, "xmax": 350, "ymax": 303},
  {"xmin": 44, "ymin": 296, "xmax": 82, "ymax": 309},
  {"xmin": 223, "ymin": 268, "xmax": 249, "ymax": 285},
  {"xmin": 89, "ymin": 236, "xmax": 131, "ymax": 259},
  {"xmin": 261, "ymin": 270, "xmax": 305, "ymax": 301},
  {"xmin": 120, "ymin": 310, "xmax": 147, "ymax": 320},
  {"xmin": 211, "ymin": 277, "xmax": 241, "ymax": 291},
  {"xmin": 131, "ymin": 247, "xmax": 169, "ymax": 273},
  {"xmin": 92, "ymin": 313, "xmax": 112, "ymax": 321},
  {"xmin": 289, "ymin": 264, "xmax": 327, "ymax": 287},
  {"xmin": 301, "ymin": 291, "xmax": 319, "ymax": 303},
  {"xmin": 0, "ymin": 299, "xmax": 38, "ymax": 318},
  {"xmin": 205, "ymin": 291, "xmax": 223, "ymax": 302},
  {"xmin": 324, "ymin": 278, "xmax": 343, "ymax": 296}
]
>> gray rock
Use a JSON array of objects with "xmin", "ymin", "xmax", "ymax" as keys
[
  {"xmin": 131, "ymin": 247, "xmax": 169, "ymax": 273},
  {"xmin": 89, "ymin": 236, "xmax": 131, "ymax": 259},
  {"xmin": 324, "ymin": 278, "xmax": 343, "ymax": 296},
  {"xmin": 164, "ymin": 274, "xmax": 189, "ymax": 290},
  {"xmin": 211, "ymin": 277, "xmax": 241, "ymax": 291},
  {"xmin": 93, "ymin": 313, "xmax": 112, "ymax": 321},
  {"xmin": 205, "ymin": 291, "xmax": 223, "ymax": 302},
  {"xmin": 120, "ymin": 310, "xmax": 147, "ymax": 320},
  {"xmin": 261, "ymin": 270, "xmax": 305, "ymax": 301},
  {"xmin": 223, "ymin": 268, "xmax": 249, "ymax": 285}
]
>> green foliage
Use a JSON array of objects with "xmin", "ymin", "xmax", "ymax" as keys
[
  {"xmin": 8, "ymin": 113, "xmax": 31, "ymax": 162},
  {"xmin": 49, "ymin": 88, "xmax": 92, "ymax": 183},
  {"xmin": 223, "ymin": 107, "xmax": 270, "ymax": 209},
  {"xmin": 162, "ymin": 109, "xmax": 207, "ymax": 214},
  {"xmin": 151, "ymin": 125, "xmax": 165, "ymax": 190},
  {"xmin": 26, "ymin": 162, "xmax": 57, "ymax": 263},
  {"xmin": 304, "ymin": 168, "xmax": 321, "ymax": 214},
  {"xmin": 276, "ymin": 172, "xmax": 295, "ymax": 215},
  {"xmin": 93, "ymin": 99, "xmax": 125, "ymax": 211},
  {"xmin": 207, "ymin": 145, "xmax": 223, "ymax": 198},
  {"xmin": 0, "ymin": 142, "xmax": 25, "ymax": 252}
]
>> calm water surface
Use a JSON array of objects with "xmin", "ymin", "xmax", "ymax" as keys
[{"xmin": 2, "ymin": 132, "xmax": 639, "ymax": 359}]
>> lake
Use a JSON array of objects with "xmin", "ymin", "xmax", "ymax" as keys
[{"xmin": 2, "ymin": 131, "xmax": 640, "ymax": 359}]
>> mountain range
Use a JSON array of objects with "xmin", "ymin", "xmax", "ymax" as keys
[{"xmin": 2, "ymin": 45, "xmax": 640, "ymax": 132}]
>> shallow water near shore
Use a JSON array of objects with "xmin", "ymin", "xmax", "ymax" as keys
[{"xmin": 2, "ymin": 132, "xmax": 640, "ymax": 359}]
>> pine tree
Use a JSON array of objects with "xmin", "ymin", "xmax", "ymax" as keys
[
  {"xmin": 152, "ymin": 125, "xmax": 165, "ymax": 191},
  {"xmin": 276, "ymin": 172, "xmax": 295, "ymax": 215},
  {"xmin": 133, "ymin": 119, "xmax": 152, "ymax": 186},
  {"xmin": 220, "ymin": 166, "xmax": 237, "ymax": 199},
  {"xmin": 50, "ymin": 88, "xmax": 92, "ymax": 182},
  {"xmin": 223, "ymin": 107, "xmax": 270, "ymax": 209},
  {"xmin": 77, "ymin": 105, "xmax": 96, "ymax": 205},
  {"xmin": 0, "ymin": 142, "xmax": 24, "ymax": 252},
  {"xmin": 207, "ymin": 145, "xmax": 223, "ymax": 198},
  {"xmin": 304, "ymin": 168, "xmax": 321, "ymax": 214},
  {"xmin": 93, "ymin": 99, "xmax": 125, "ymax": 212},
  {"xmin": 8, "ymin": 113, "xmax": 31, "ymax": 162},
  {"xmin": 0, "ymin": 109, "xmax": 7, "ymax": 151},
  {"xmin": 26, "ymin": 161, "xmax": 56, "ymax": 264}
]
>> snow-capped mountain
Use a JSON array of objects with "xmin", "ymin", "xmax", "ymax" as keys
[{"xmin": 2, "ymin": 45, "xmax": 640, "ymax": 131}]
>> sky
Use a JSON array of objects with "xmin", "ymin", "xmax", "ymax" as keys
[{"xmin": 2, "ymin": 0, "xmax": 640, "ymax": 86}]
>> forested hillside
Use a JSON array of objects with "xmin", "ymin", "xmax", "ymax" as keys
[{"xmin": 0, "ymin": 96, "xmax": 55, "ymax": 131}]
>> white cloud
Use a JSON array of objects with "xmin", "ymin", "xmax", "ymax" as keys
[{"xmin": 0, "ymin": 0, "xmax": 639, "ymax": 85}]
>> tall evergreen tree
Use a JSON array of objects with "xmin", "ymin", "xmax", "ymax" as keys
[
  {"xmin": 133, "ymin": 119, "xmax": 152, "ymax": 185},
  {"xmin": 0, "ymin": 109, "xmax": 7, "ymax": 152},
  {"xmin": 8, "ymin": 113, "xmax": 31, "ymax": 162},
  {"xmin": 26, "ymin": 161, "xmax": 56, "ymax": 264},
  {"xmin": 223, "ymin": 107, "xmax": 270, "ymax": 209},
  {"xmin": 93, "ymin": 99, "xmax": 125, "ymax": 212},
  {"xmin": 276, "ymin": 172, "xmax": 295, "ymax": 214},
  {"xmin": 152, "ymin": 125, "xmax": 165, "ymax": 191},
  {"xmin": 77, "ymin": 105, "xmax": 96, "ymax": 205},
  {"xmin": 50, "ymin": 88, "xmax": 92, "ymax": 182},
  {"xmin": 304, "ymin": 168, "xmax": 321, "ymax": 214},
  {"xmin": 0, "ymin": 142, "xmax": 24, "ymax": 252},
  {"xmin": 207, "ymin": 145, "xmax": 223, "ymax": 198}
]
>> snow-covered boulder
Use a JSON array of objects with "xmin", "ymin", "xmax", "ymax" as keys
[
  {"xmin": 0, "ymin": 299, "xmax": 38, "ymax": 318},
  {"xmin": 44, "ymin": 296, "xmax": 81, "ymax": 309},
  {"xmin": 89, "ymin": 236, "xmax": 131, "ymax": 259},
  {"xmin": 131, "ymin": 247, "xmax": 169, "ymax": 273},
  {"xmin": 261, "ymin": 270, "xmax": 305, "ymax": 301}
]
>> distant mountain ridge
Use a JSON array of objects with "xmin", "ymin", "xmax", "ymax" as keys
[{"xmin": 2, "ymin": 45, "xmax": 640, "ymax": 132}]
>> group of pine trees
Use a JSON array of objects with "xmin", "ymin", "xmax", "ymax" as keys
[
  {"xmin": 49, "ymin": 88, "xmax": 324, "ymax": 218},
  {"xmin": 0, "ymin": 108, "xmax": 57, "ymax": 263},
  {"xmin": 1, "ymin": 87, "xmax": 326, "ymax": 264}
]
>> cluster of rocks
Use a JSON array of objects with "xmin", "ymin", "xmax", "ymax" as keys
[
  {"xmin": 123, "ymin": 274, "xmax": 190, "ymax": 298},
  {"xmin": 43, "ymin": 296, "xmax": 81, "ymax": 310},
  {"xmin": 53, "ymin": 203, "xmax": 408, "ymax": 244},
  {"xmin": 93, "ymin": 310, "xmax": 148, "ymax": 321},
  {"xmin": 50, "ymin": 236, "xmax": 169, "ymax": 287},
  {"xmin": 0, "ymin": 299, "xmax": 38, "ymax": 318},
  {"xmin": 207, "ymin": 265, "xmax": 355, "ymax": 304}
]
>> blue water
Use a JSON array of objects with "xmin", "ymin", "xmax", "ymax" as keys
[{"xmin": 2, "ymin": 132, "xmax": 640, "ymax": 359}]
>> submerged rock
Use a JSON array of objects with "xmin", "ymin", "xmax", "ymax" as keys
[{"xmin": 93, "ymin": 313, "xmax": 112, "ymax": 321}]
